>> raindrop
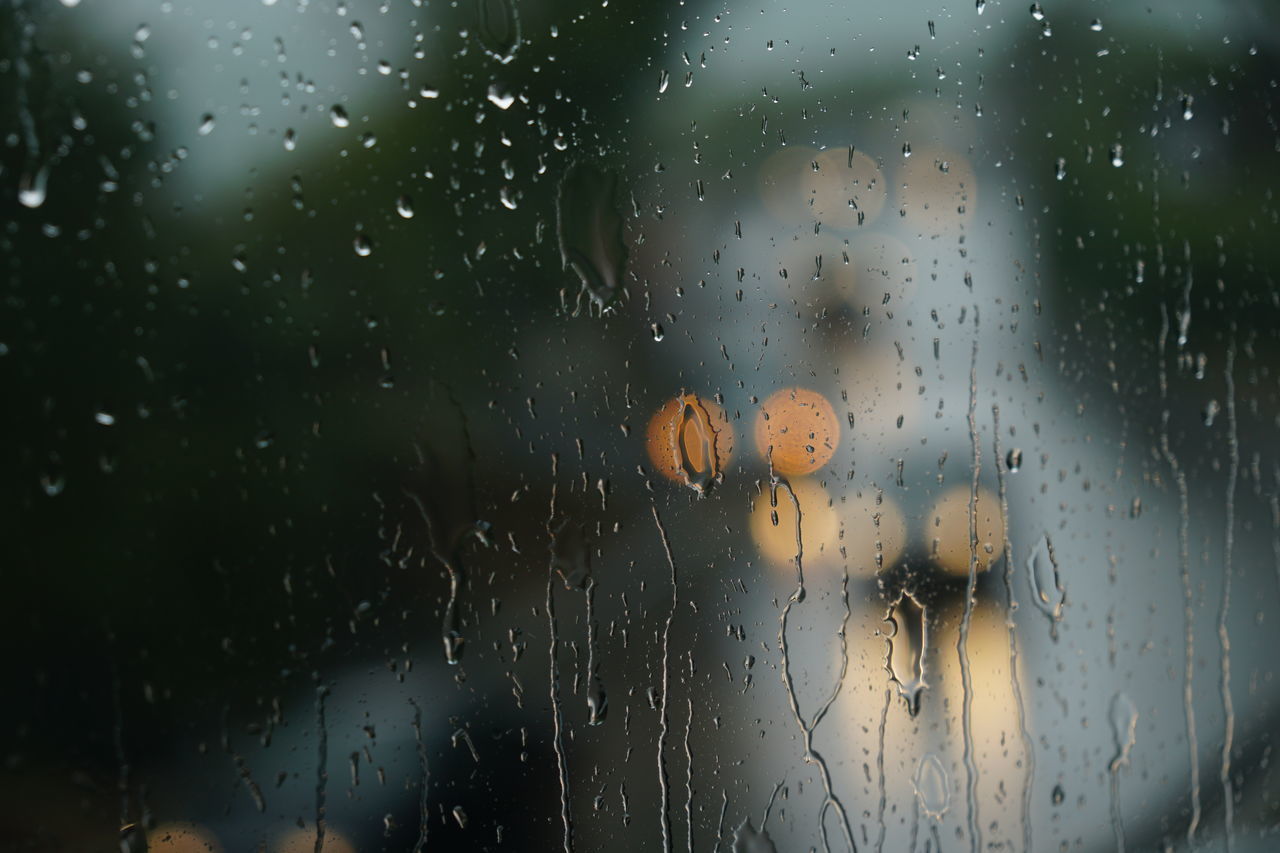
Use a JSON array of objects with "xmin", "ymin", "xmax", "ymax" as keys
[
  {"xmin": 1055, "ymin": 157, "xmax": 1067, "ymax": 180},
  {"xmin": 658, "ymin": 69, "xmax": 670, "ymax": 94},
  {"xmin": 354, "ymin": 233, "xmax": 373, "ymax": 257},
  {"xmin": 361, "ymin": 132, "xmax": 377, "ymax": 148},
  {"xmin": 1110, "ymin": 144, "xmax": 1124, "ymax": 167},
  {"xmin": 883, "ymin": 590, "xmax": 928, "ymax": 716},
  {"xmin": 330, "ymin": 105, "xmax": 350, "ymax": 128},
  {"xmin": 1005, "ymin": 447, "xmax": 1023, "ymax": 472},
  {"xmin": 1090, "ymin": 18, "xmax": 1103, "ymax": 31},
  {"xmin": 396, "ymin": 194, "xmax": 414, "ymax": 219},
  {"xmin": 1030, "ymin": 3, "xmax": 1045, "ymax": 21},
  {"xmin": 902, "ymin": 142, "xmax": 912, "ymax": 158},
  {"xmin": 95, "ymin": 410, "xmax": 116, "ymax": 426},
  {"xmin": 17, "ymin": 167, "xmax": 48, "ymax": 209},
  {"xmin": 1182, "ymin": 95, "xmax": 1194, "ymax": 121},
  {"xmin": 1052, "ymin": 784, "xmax": 1065, "ymax": 805},
  {"xmin": 499, "ymin": 186, "xmax": 518, "ymax": 210},
  {"xmin": 419, "ymin": 85, "xmax": 440, "ymax": 99},
  {"xmin": 40, "ymin": 470, "xmax": 66, "ymax": 497},
  {"xmin": 486, "ymin": 83, "xmax": 515, "ymax": 110},
  {"xmin": 476, "ymin": 0, "xmax": 520, "ymax": 63},
  {"xmin": 1026, "ymin": 534, "xmax": 1066, "ymax": 637},
  {"xmin": 198, "ymin": 114, "xmax": 215, "ymax": 135},
  {"xmin": 914, "ymin": 754, "xmax": 950, "ymax": 819},
  {"xmin": 556, "ymin": 162, "xmax": 628, "ymax": 308},
  {"xmin": 283, "ymin": 128, "xmax": 297, "ymax": 151}
]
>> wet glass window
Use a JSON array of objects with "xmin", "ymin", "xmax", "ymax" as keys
[{"xmin": 5, "ymin": 1, "xmax": 1280, "ymax": 851}]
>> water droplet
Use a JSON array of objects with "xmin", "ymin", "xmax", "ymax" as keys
[
  {"xmin": 1027, "ymin": 534, "xmax": 1066, "ymax": 637},
  {"xmin": 1055, "ymin": 157, "xmax": 1067, "ymax": 180},
  {"xmin": 1006, "ymin": 447, "xmax": 1023, "ymax": 472},
  {"xmin": 198, "ymin": 114, "xmax": 215, "ymax": 136},
  {"xmin": 1110, "ymin": 144, "xmax": 1124, "ymax": 167},
  {"xmin": 586, "ymin": 681, "xmax": 608, "ymax": 725},
  {"xmin": 902, "ymin": 142, "xmax": 912, "ymax": 158},
  {"xmin": 499, "ymin": 186, "xmax": 518, "ymax": 210},
  {"xmin": 353, "ymin": 233, "xmax": 373, "ymax": 257},
  {"xmin": 556, "ymin": 162, "xmax": 628, "ymax": 308},
  {"xmin": 40, "ymin": 470, "xmax": 66, "ymax": 497},
  {"xmin": 1182, "ymin": 95, "xmax": 1194, "ymax": 121},
  {"xmin": 330, "ymin": 105, "xmax": 350, "ymax": 128},
  {"xmin": 396, "ymin": 195, "xmax": 414, "ymax": 219},
  {"xmin": 360, "ymin": 132, "xmax": 377, "ymax": 148},
  {"xmin": 1052, "ymin": 784, "xmax": 1065, "ymax": 805},
  {"xmin": 476, "ymin": 0, "xmax": 521, "ymax": 63},
  {"xmin": 451, "ymin": 805, "xmax": 468, "ymax": 829},
  {"xmin": 731, "ymin": 819, "xmax": 777, "ymax": 853},
  {"xmin": 95, "ymin": 410, "xmax": 116, "ymax": 426},
  {"xmin": 976, "ymin": 0, "xmax": 986, "ymax": 15},
  {"xmin": 1090, "ymin": 18, "xmax": 1104, "ymax": 31},
  {"xmin": 884, "ymin": 590, "xmax": 928, "ymax": 716},
  {"xmin": 283, "ymin": 128, "xmax": 297, "ymax": 151},
  {"xmin": 1030, "ymin": 3, "xmax": 1045, "ymax": 21},
  {"xmin": 486, "ymin": 83, "xmax": 515, "ymax": 110},
  {"xmin": 658, "ymin": 69, "xmax": 670, "ymax": 93},
  {"xmin": 419, "ymin": 85, "xmax": 440, "ymax": 99},
  {"xmin": 914, "ymin": 753, "xmax": 950, "ymax": 818},
  {"xmin": 1108, "ymin": 692, "xmax": 1138, "ymax": 772},
  {"xmin": 18, "ymin": 166, "xmax": 48, "ymax": 209}
]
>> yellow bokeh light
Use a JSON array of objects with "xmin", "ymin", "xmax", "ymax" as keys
[
  {"xmin": 843, "ymin": 489, "xmax": 907, "ymax": 575},
  {"xmin": 754, "ymin": 387, "xmax": 840, "ymax": 476},
  {"xmin": 645, "ymin": 393, "xmax": 735, "ymax": 490},
  {"xmin": 898, "ymin": 149, "xmax": 976, "ymax": 235},
  {"xmin": 760, "ymin": 146, "xmax": 886, "ymax": 229},
  {"xmin": 925, "ymin": 485, "xmax": 1004, "ymax": 576},
  {"xmin": 148, "ymin": 822, "xmax": 221, "ymax": 853},
  {"xmin": 274, "ymin": 827, "xmax": 356, "ymax": 853},
  {"xmin": 749, "ymin": 476, "xmax": 840, "ymax": 568}
]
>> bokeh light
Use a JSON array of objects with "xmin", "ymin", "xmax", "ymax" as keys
[
  {"xmin": 749, "ymin": 477, "xmax": 840, "ymax": 568},
  {"xmin": 898, "ymin": 149, "xmax": 977, "ymax": 236},
  {"xmin": 754, "ymin": 387, "xmax": 840, "ymax": 476},
  {"xmin": 147, "ymin": 822, "xmax": 221, "ymax": 853},
  {"xmin": 759, "ymin": 146, "xmax": 886, "ymax": 229},
  {"xmin": 925, "ymin": 485, "xmax": 1004, "ymax": 576},
  {"xmin": 274, "ymin": 827, "xmax": 356, "ymax": 853},
  {"xmin": 842, "ymin": 489, "xmax": 907, "ymax": 575}
]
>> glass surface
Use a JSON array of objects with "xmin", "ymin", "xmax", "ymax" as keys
[{"xmin": 4, "ymin": 1, "xmax": 1280, "ymax": 851}]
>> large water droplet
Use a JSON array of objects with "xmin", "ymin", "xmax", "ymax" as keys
[
  {"xmin": 486, "ymin": 83, "xmax": 515, "ymax": 110},
  {"xmin": 884, "ymin": 590, "xmax": 928, "ymax": 716},
  {"xmin": 476, "ymin": 0, "xmax": 520, "ymax": 64},
  {"xmin": 672, "ymin": 396, "xmax": 727, "ymax": 494},
  {"xmin": 18, "ymin": 166, "xmax": 49, "ymax": 209},
  {"xmin": 1108, "ymin": 692, "xmax": 1137, "ymax": 772},
  {"xmin": 1026, "ymin": 534, "xmax": 1066, "ymax": 637},
  {"xmin": 731, "ymin": 819, "xmax": 777, "ymax": 853},
  {"xmin": 914, "ymin": 753, "xmax": 950, "ymax": 818},
  {"xmin": 330, "ymin": 105, "xmax": 350, "ymax": 128},
  {"xmin": 556, "ymin": 162, "xmax": 628, "ymax": 309}
]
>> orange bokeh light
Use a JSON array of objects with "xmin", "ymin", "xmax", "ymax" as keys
[
  {"xmin": 754, "ymin": 387, "xmax": 840, "ymax": 476},
  {"xmin": 645, "ymin": 393, "xmax": 735, "ymax": 491}
]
